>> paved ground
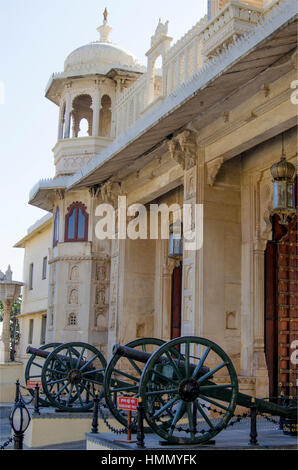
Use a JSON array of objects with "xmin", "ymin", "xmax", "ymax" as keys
[{"xmin": 1, "ymin": 403, "xmax": 297, "ymax": 451}]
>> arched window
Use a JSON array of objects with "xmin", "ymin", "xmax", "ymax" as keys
[
  {"xmin": 65, "ymin": 202, "xmax": 89, "ymax": 242},
  {"xmin": 53, "ymin": 207, "xmax": 60, "ymax": 247}
]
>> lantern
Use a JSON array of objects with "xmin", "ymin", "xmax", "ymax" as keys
[
  {"xmin": 169, "ymin": 221, "xmax": 183, "ymax": 259},
  {"xmin": 270, "ymin": 139, "xmax": 296, "ymax": 225},
  {"xmin": 9, "ymin": 401, "xmax": 31, "ymax": 449}
]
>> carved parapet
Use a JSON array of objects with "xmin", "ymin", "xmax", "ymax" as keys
[
  {"xmin": 206, "ymin": 157, "xmax": 224, "ymax": 186},
  {"xmin": 168, "ymin": 130, "xmax": 198, "ymax": 171},
  {"xmin": 202, "ymin": 2, "xmax": 263, "ymax": 58}
]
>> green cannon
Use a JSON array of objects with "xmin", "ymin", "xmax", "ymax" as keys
[
  {"xmin": 25, "ymin": 336, "xmax": 297, "ymax": 445},
  {"xmin": 104, "ymin": 336, "xmax": 297, "ymax": 445},
  {"xmin": 25, "ymin": 338, "xmax": 164, "ymax": 412}
]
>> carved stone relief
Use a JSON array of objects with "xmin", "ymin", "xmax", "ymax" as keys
[
  {"xmin": 70, "ymin": 265, "xmax": 80, "ymax": 281},
  {"xmin": 168, "ymin": 130, "xmax": 197, "ymax": 171},
  {"xmin": 69, "ymin": 288, "xmax": 78, "ymax": 305}
]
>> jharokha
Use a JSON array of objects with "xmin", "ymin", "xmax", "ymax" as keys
[{"xmin": 3, "ymin": 1, "xmax": 297, "ymax": 404}]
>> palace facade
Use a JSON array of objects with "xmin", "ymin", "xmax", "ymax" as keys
[{"xmin": 14, "ymin": 0, "xmax": 297, "ymax": 399}]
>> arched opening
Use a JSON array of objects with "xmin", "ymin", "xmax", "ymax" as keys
[
  {"xmin": 99, "ymin": 95, "xmax": 112, "ymax": 137},
  {"xmin": 71, "ymin": 94, "xmax": 93, "ymax": 138},
  {"xmin": 78, "ymin": 118, "xmax": 89, "ymax": 137}
]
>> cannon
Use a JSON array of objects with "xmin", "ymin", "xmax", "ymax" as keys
[
  {"xmin": 25, "ymin": 336, "xmax": 297, "ymax": 445},
  {"xmin": 25, "ymin": 338, "xmax": 164, "ymax": 412},
  {"xmin": 26, "ymin": 342, "xmax": 107, "ymax": 411},
  {"xmin": 104, "ymin": 336, "xmax": 297, "ymax": 445}
]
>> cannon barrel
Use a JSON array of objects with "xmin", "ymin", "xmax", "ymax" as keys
[
  {"xmin": 112, "ymin": 343, "xmax": 210, "ymax": 377},
  {"xmin": 26, "ymin": 345, "xmax": 95, "ymax": 371}
]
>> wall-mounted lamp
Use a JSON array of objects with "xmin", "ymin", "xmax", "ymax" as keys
[
  {"xmin": 270, "ymin": 134, "xmax": 296, "ymax": 225},
  {"xmin": 168, "ymin": 221, "xmax": 183, "ymax": 259}
]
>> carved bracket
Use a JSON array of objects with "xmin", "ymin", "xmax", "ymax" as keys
[
  {"xmin": 168, "ymin": 130, "xmax": 197, "ymax": 171},
  {"xmin": 206, "ymin": 157, "xmax": 224, "ymax": 186}
]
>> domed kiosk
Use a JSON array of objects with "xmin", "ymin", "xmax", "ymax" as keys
[{"xmin": 46, "ymin": 10, "xmax": 144, "ymax": 176}]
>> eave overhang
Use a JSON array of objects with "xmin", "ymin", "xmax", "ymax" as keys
[
  {"xmin": 65, "ymin": 1, "xmax": 297, "ymax": 191},
  {"xmin": 30, "ymin": 0, "xmax": 297, "ymax": 210}
]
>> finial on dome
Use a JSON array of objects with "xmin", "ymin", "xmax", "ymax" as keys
[
  {"xmin": 103, "ymin": 8, "xmax": 108, "ymax": 24},
  {"xmin": 97, "ymin": 8, "xmax": 112, "ymax": 43}
]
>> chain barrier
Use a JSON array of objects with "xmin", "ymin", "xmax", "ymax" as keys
[
  {"xmin": 0, "ymin": 437, "xmax": 13, "ymax": 450},
  {"xmin": 97, "ymin": 399, "xmax": 128, "ymax": 435},
  {"xmin": 19, "ymin": 385, "xmax": 34, "ymax": 406}
]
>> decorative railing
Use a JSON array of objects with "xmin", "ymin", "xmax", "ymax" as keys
[
  {"xmin": 113, "ymin": 1, "xmax": 285, "ymax": 136},
  {"xmin": 201, "ymin": 1, "xmax": 263, "ymax": 57}
]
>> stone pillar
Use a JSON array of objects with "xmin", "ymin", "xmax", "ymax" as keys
[
  {"xmin": 0, "ymin": 269, "xmax": 23, "ymax": 363},
  {"xmin": 63, "ymin": 91, "xmax": 72, "ymax": 139},
  {"xmin": 57, "ymin": 101, "xmax": 65, "ymax": 140},
  {"xmin": 0, "ymin": 300, "xmax": 12, "ymax": 363},
  {"xmin": 92, "ymin": 88, "xmax": 101, "ymax": 137},
  {"xmin": 184, "ymin": 49, "xmax": 189, "ymax": 81},
  {"xmin": 168, "ymin": 62, "xmax": 174, "ymax": 94},
  {"xmin": 168, "ymin": 131, "xmax": 204, "ymax": 339},
  {"xmin": 193, "ymin": 38, "xmax": 199, "ymax": 72}
]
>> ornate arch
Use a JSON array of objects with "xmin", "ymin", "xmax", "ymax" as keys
[{"xmin": 64, "ymin": 201, "xmax": 89, "ymax": 242}]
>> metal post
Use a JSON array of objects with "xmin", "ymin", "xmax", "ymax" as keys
[
  {"xmin": 250, "ymin": 398, "xmax": 258, "ymax": 446},
  {"xmin": 15, "ymin": 379, "xmax": 20, "ymax": 403},
  {"xmin": 137, "ymin": 397, "xmax": 145, "ymax": 448},
  {"xmin": 34, "ymin": 384, "xmax": 40, "ymax": 414},
  {"xmin": 13, "ymin": 432, "xmax": 24, "ymax": 450},
  {"xmin": 91, "ymin": 392, "xmax": 99, "ymax": 434},
  {"xmin": 127, "ymin": 410, "xmax": 132, "ymax": 442}
]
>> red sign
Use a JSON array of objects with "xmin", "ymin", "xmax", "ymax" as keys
[
  {"xmin": 117, "ymin": 397, "xmax": 138, "ymax": 411},
  {"xmin": 27, "ymin": 380, "xmax": 42, "ymax": 390}
]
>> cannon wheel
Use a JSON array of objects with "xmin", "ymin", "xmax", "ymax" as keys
[
  {"xmin": 25, "ymin": 343, "xmax": 61, "ymax": 406},
  {"xmin": 41, "ymin": 342, "xmax": 107, "ymax": 412},
  {"xmin": 139, "ymin": 336, "xmax": 238, "ymax": 445},
  {"xmin": 104, "ymin": 338, "xmax": 165, "ymax": 430}
]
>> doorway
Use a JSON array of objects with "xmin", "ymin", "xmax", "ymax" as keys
[{"xmin": 171, "ymin": 262, "xmax": 183, "ymax": 340}]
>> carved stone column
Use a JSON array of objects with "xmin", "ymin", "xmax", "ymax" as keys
[
  {"xmin": 168, "ymin": 131, "xmax": 205, "ymax": 338},
  {"xmin": 63, "ymin": 89, "xmax": 72, "ymax": 139},
  {"xmin": 92, "ymin": 88, "xmax": 101, "ymax": 137},
  {"xmin": 0, "ymin": 269, "xmax": 23, "ymax": 363}
]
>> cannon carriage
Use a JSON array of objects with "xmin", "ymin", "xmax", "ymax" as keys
[{"xmin": 25, "ymin": 336, "xmax": 297, "ymax": 445}]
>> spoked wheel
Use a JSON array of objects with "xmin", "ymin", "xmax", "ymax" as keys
[
  {"xmin": 104, "ymin": 338, "xmax": 165, "ymax": 430},
  {"xmin": 139, "ymin": 336, "xmax": 238, "ymax": 445},
  {"xmin": 25, "ymin": 343, "xmax": 61, "ymax": 406},
  {"xmin": 41, "ymin": 342, "xmax": 107, "ymax": 412}
]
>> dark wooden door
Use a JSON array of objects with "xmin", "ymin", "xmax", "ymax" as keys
[
  {"xmin": 171, "ymin": 263, "xmax": 182, "ymax": 339},
  {"xmin": 265, "ymin": 212, "xmax": 297, "ymax": 398}
]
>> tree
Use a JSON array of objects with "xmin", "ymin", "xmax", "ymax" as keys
[{"xmin": 0, "ymin": 295, "xmax": 22, "ymax": 360}]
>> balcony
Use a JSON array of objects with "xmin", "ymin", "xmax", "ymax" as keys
[
  {"xmin": 53, "ymin": 136, "xmax": 114, "ymax": 176},
  {"xmin": 202, "ymin": 1, "xmax": 263, "ymax": 58}
]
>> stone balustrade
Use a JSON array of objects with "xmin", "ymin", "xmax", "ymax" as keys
[
  {"xmin": 202, "ymin": 1, "xmax": 263, "ymax": 58},
  {"xmin": 113, "ymin": 1, "xmax": 286, "ymax": 136}
]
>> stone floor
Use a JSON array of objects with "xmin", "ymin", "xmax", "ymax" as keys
[{"xmin": 1, "ymin": 403, "xmax": 297, "ymax": 451}]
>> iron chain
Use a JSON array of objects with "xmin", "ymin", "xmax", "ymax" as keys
[{"xmin": 0, "ymin": 436, "xmax": 13, "ymax": 450}]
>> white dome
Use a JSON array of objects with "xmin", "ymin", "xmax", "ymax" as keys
[{"xmin": 64, "ymin": 41, "xmax": 140, "ymax": 74}]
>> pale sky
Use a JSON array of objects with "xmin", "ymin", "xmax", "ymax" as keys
[{"xmin": 0, "ymin": 0, "xmax": 207, "ymax": 281}]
